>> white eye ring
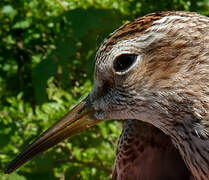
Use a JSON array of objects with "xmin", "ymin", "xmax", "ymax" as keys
[
  {"xmin": 113, "ymin": 54, "xmax": 137, "ymax": 73},
  {"xmin": 113, "ymin": 54, "xmax": 142, "ymax": 75}
]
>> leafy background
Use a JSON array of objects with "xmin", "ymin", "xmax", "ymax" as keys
[{"xmin": 0, "ymin": 0, "xmax": 208, "ymax": 179}]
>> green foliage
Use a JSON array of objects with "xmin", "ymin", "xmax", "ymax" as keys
[{"xmin": 0, "ymin": 0, "xmax": 208, "ymax": 179}]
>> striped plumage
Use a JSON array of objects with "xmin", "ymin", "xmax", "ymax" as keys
[
  {"xmin": 113, "ymin": 120, "xmax": 191, "ymax": 180},
  {"xmin": 5, "ymin": 11, "xmax": 209, "ymax": 180},
  {"xmin": 94, "ymin": 11, "xmax": 209, "ymax": 180}
]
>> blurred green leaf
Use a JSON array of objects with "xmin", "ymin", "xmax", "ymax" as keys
[
  {"xmin": 1, "ymin": 5, "xmax": 17, "ymax": 18},
  {"xmin": 32, "ymin": 57, "xmax": 57, "ymax": 103},
  {"xmin": 7, "ymin": 173, "xmax": 26, "ymax": 180},
  {"xmin": 13, "ymin": 20, "xmax": 32, "ymax": 29}
]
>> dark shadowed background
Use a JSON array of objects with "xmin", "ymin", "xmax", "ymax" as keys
[{"xmin": 0, "ymin": 0, "xmax": 209, "ymax": 179}]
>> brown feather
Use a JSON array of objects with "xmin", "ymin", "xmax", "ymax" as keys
[{"xmin": 112, "ymin": 120, "xmax": 192, "ymax": 180}]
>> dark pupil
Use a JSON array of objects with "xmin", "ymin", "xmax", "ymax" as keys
[{"xmin": 114, "ymin": 54, "xmax": 136, "ymax": 72}]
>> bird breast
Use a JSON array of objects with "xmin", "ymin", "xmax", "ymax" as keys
[{"xmin": 112, "ymin": 120, "xmax": 191, "ymax": 180}]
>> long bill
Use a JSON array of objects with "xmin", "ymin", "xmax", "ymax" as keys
[{"xmin": 5, "ymin": 97, "xmax": 101, "ymax": 174}]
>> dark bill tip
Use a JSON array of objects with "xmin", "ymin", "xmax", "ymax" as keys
[{"xmin": 5, "ymin": 98, "xmax": 100, "ymax": 174}]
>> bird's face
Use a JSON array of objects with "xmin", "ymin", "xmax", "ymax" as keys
[
  {"xmin": 90, "ymin": 11, "xmax": 201, "ymax": 125},
  {"xmin": 6, "ymin": 11, "xmax": 209, "ymax": 174},
  {"xmin": 90, "ymin": 42, "xmax": 153, "ymax": 121}
]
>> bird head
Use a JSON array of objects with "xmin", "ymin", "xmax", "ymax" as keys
[
  {"xmin": 5, "ymin": 11, "xmax": 209, "ymax": 174},
  {"xmin": 91, "ymin": 11, "xmax": 209, "ymax": 134}
]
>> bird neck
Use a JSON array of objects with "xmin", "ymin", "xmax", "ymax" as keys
[
  {"xmin": 170, "ymin": 123, "xmax": 209, "ymax": 180},
  {"xmin": 153, "ymin": 98, "xmax": 209, "ymax": 180},
  {"xmin": 137, "ymin": 90, "xmax": 209, "ymax": 180}
]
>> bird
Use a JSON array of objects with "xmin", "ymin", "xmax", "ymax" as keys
[{"xmin": 5, "ymin": 11, "xmax": 209, "ymax": 180}]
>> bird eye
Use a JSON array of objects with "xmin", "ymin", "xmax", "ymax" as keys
[{"xmin": 113, "ymin": 54, "xmax": 137, "ymax": 73}]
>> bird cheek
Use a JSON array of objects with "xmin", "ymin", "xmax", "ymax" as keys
[
  {"xmin": 94, "ymin": 110, "xmax": 106, "ymax": 120},
  {"xmin": 89, "ymin": 93, "xmax": 108, "ymax": 119},
  {"xmin": 90, "ymin": 96, "xmax": 118, "ymax": 120}
]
